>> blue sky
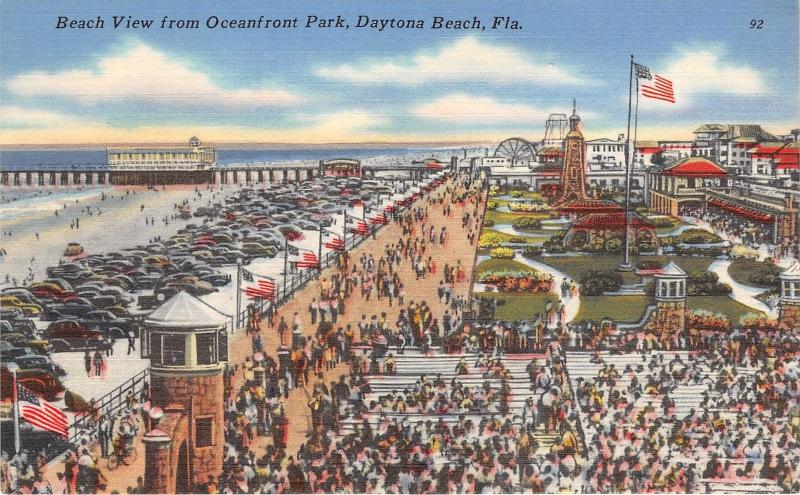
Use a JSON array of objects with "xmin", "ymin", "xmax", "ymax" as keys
[{"xmin": 0, "ymin": 0, "xmax": 797, "ymax": 144}]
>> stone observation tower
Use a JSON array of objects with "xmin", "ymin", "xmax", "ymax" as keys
[
  {"xmin": 141, "ymin": 292, "xmax": 230, "ymax": 494},
  {"xmin": 554, "ymin": 100, "xmax": 589, "ymax": 206},
  {"xmin": 650, "ymin": 261, "xmax": 688, "ymax": 346},
  {"xmin": 778, "ymin": 261, "xmax": 800, "ymax": 331}
]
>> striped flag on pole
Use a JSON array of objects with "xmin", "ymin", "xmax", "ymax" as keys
[
  {"xmin": 288, "ymin": 244, "xmax": 319, "ymax": 269},
  {"xmin": 641, "ymin": 74, "xmax": 675, "ymax": 103},
  {"xmin": 18, "ymin": 385, "xmax": 68, "ymax": 438},
  {"xmin": 242, "ymin": 268, "xmax": 276, "ymax": 300},
  {"xmin": 323, "ymin": 229, "xmax": 344, "ymax": 250},
  {"xmin": 346, "ymin": 213, "xmax": 369, "ymax": 235},
  {"xmin": 369, "ymin": 212, "xmax": 388, "ymax": 225}
]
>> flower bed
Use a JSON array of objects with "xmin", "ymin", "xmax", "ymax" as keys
[
  {"xmin": 687, "ymin": 309, "xmax": 730, "ymax": 332},
  {"xmin": 507, "ymin": 202, "xmax": 549, "ymax": 212},
  {"xmin": 478, "ymin": 268, "xmax": 553, "ymax": 293},
  {"xmin": 511, "ymin": 217, "xmax": 542, "ymax": 232},
  {"xmin": 489, "ymin": 247, "xmax": 515, "ymax": 259}
]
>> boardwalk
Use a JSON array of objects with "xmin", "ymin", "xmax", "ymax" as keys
[{"xmin": 52, "ymin": 176, "xmax": 486, "ymax": 492}]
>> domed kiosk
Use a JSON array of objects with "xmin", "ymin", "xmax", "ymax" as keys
[{"xmin": 141, "ymin": 291, "xmax": 230, "ymax": 494}]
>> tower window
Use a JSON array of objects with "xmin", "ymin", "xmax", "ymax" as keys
[
  {"xmin": 196, "ymin": 333, "xmax": 216, "ymax": 365},
  {"xmin": 162, "ymin": 334, "xmax": 186, "ymax": 365},
  {"xmin": 195, "ymin": 417, "xmax": 213, "ymax": 447}
]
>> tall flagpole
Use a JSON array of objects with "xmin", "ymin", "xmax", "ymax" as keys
[
  {"xmin": 620, "ymin": 54, "xmax": 636, "ymax": 271},
  {"xmin": 283, "ymin": 237, "xmax": 288, "ymax": 299},
  {"xmin": 11, "ymin": 365, "xmax": 20, "ymax": 453},
  {"xmin": 317, "ymin": 223, "xmax": 323, "ymax": 275}
]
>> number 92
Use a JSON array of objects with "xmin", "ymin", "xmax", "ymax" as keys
[{"xmin": 750, "ymin": 19, "xmax": 763, "ymax": 29}]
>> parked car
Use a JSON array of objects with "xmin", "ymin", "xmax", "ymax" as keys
[
  {"xmin": 14, "ymin": 354, "xmax": 66, "ymax": 377},
  {"xmin": 1, "ymin": 367, "xmax": 66, "ymax": 402},
  {"xmin": 0, "ymin": 295, "xmax": 42, "ymax": 316},
  {"xmin": 80, "ymin": 310, "xmax": 135, "ymax": 338},
  {"xmin": 45, "ymin": 320, "xmax": 104, "ymax": 351}
]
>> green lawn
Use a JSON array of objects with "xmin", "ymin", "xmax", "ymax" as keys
[
  {"xmin": 484, "ymin": 210, "xmax": 551, "ymax": 225},
  {"xmin": 475, "ymin": 258, "xmax": 544, "ymax": 276},
  {"xmin": 727, "ymin": 258, "xmax": 782, "ymax": 289},
  {"xmin": 687, "ymin": 296, "xmax": 764, "ymax": 322},
  {"xmin": 473, "ymin": 291, "xmax": 557, "ymax": 320},
  {"xmin": 574, "ymin": 295, "xmax": 651, "ymax": 322},
  {"xmin": 480, "ymin": 229, "xmax": 546, "ymax": 245},
  {"xmin": 531, "ymin": 254, "xmax": 716, "ymax": 285}
]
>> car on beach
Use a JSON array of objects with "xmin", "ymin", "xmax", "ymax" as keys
[
  {"xmin": 1, "ymin": 288, "xmax": 44, "ymax": 307},
  {"xmin": 1, "ymin": 367, "xmax": 66, "ymax": 402},
  {"xmin": 29, "ymin": 282, "xmax": 73, "ymax": 300},
  {"xmin": 45, "ymin": 320, "xmax": 104, "ymax": 351},
  {"xmin": 0, "ymin": 295, "xmax": 42, "ymax": 316},
  {"xmin": 80, "ymin": 310, "xmax": 135, "ymax": 337},
  {"xmin": 14, "ymin": 354, "xmax": 67, "ymax": 377}
]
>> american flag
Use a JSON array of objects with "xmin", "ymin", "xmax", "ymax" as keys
[
  {"xmin": 346, "ymin": 213, "xmax": 369, "ymax": 235},
  {"xmin": 323, "ymin": 229, "xmax": 344, "ymax": 250},
  {"xmin": 634, "ymin": 62, "xmax": 652, "ymax": 80},
  {"xmin": 18, "ymin": 385, "xmax": 68, "ymax": 437},
  {"xmin": 369, "ymin": 213, "xmax": 388, "ymax": 225},
  {"xmin": 242, "ymin": 269, "xmax": 276, "ymax": 300},
  {"xmin": 641, "ymin": 74, "xmax": 676, "ymax": 103},
  {"xmin": 288, "ymin": 244, "xmax": 319, "ymax": 269}
]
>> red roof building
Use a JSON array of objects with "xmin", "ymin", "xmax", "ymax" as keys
[
  {"xmin": 748, "ymin": 142, "xmax": 799, "ymax": 176},
  {"xmin": 646, "ymin": 157, "xmax": 729, "ymax": 216},
  {"xmin": 565, "ymin": 212, "xmax": 658, "ymax": 250},
  {"xmin": 659, "ymin": 157, "xmax": 728, "ymax": 177}
]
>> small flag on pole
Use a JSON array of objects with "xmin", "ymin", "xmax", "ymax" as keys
[
  {"xmin": 323, "ymin": 229, "xmax": 344, "ymax": 250},
  {"xmin": 242, "ymin": 269, "xmax": 276, "ymax": 300},
  {"xmin": 369, "ymin": 213, "xmax": 388, "ymax": 225},
  {"xmin": 18, "ymin": 385, "xmax": 68, "ymax": 438},
  {"xmin": 288, "ymin": 244, "xmax": 319, "ymax": 269},
  {"xmin": 641, "ymin": 74, "xmax": 675, "ymax": 103}
]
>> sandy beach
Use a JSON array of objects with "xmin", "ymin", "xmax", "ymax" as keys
[{"xmin": 0, "ymin": 184, "xmax": 245, "ymax": 285}]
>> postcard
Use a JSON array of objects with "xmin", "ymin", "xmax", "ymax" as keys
[{"xmin": 1, "ymin": 1, "xmax": 798, "ymax": 494}]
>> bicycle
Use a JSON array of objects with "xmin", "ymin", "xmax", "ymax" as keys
[{"xmin": 106, "ymin": 444, "xmax": 137, "ymax": 470}]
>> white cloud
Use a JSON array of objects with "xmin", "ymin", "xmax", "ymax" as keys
[
  {"xmin": 5, "ymin": 43, "xmax": 300, "ymax": 107},
  {"xmin": 316, "ymin": 37, "xmax": 583, "ymax": 85},
  {"xmin": 412, "ymin": 93, "xmax": 555, "ymax": 124},
  {"xmin": 0, "ymin": 105, "xmax": 96, "ymax": 127},
  {"xmin": 0, "ymin": 108, "xmax": 389, "ymax": 144},
  {"xmin": 640, "ymin": 47, "xmax": 768, "ymax": 110}
]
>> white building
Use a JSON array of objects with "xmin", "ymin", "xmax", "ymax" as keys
[
  {"xmin": 585, "ymin": 137, "xmax": 626, "ymax": 169},
  {"xmin": 107, "ymin": 137, "xmax": 216, "ymax": 170}
]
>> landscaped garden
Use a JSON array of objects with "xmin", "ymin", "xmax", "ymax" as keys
[
  {"xmin": 727, "ymin": 258, "xmax": 782, "ymax": 289},
  {"xmin": 477, "ymin": 186, "xmax": 767, "ymax": 326},
  {"xmin": 474, "ymin": 258, "xmax": 553, "ymax": 292},
  {"xmin": 473, "ymin": 291, "xmax": 557, "ymax": 321}
]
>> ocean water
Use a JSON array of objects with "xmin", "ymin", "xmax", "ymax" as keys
[{"xmin": 0, "ymin": 146, "xmax": 459, "ymax": 169}]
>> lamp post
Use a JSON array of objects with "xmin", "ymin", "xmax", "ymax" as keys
[{"xmin": 7, "ymin": 362, "xmax": 20, "ymax": 454}]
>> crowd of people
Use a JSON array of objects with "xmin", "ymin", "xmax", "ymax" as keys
[
  {"xmin": 680, "ymin": 205, "xmax": 796, "ymax": 260},
  {"xmin": 573, "ymin": 336, "xmax": 800, "ymax": 493}
]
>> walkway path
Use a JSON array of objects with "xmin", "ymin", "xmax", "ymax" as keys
[
  {"xmin": 44, "ymin": 177, "xmax": 487, "ymax": 493},
  {"xmin": 514, "ymin": 255, "xmax": 580, "ymax": 324},
  {"xmin": 708, "ymin": 259, "xmax": 775, "ymax": 317}
]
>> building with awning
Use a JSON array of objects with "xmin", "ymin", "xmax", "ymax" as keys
[
  {"xmin": 647, "ymin": 156, "xmax": 797, "ymax": 243},
  {"xmin": 646, "ymin": 156, "xmax": 729, "ymax": 216}
]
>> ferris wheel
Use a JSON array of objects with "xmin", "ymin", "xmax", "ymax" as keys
[{"xmin": 494, "ymin": 138, "xmax": 537, "ymax": 166}]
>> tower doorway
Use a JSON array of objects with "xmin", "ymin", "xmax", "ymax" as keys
[{"xmin": 175, "ymin": 441, "xmax": 190, "ymax": 493}]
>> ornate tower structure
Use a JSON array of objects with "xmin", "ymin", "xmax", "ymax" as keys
[
  {"xmin": 650, "ymin": 262, "xmax": 688, "ymax": 348},
  {"xmin": 778, "ymin": 262, "xmax": 800, "ymax": 332},
  {"xmin": 554, "ymin": 100, "xmax": 589, "ymax": 206},
  {"xmin": 141, "ymin": 292, "xmax": 229, "ymax": 494}
]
